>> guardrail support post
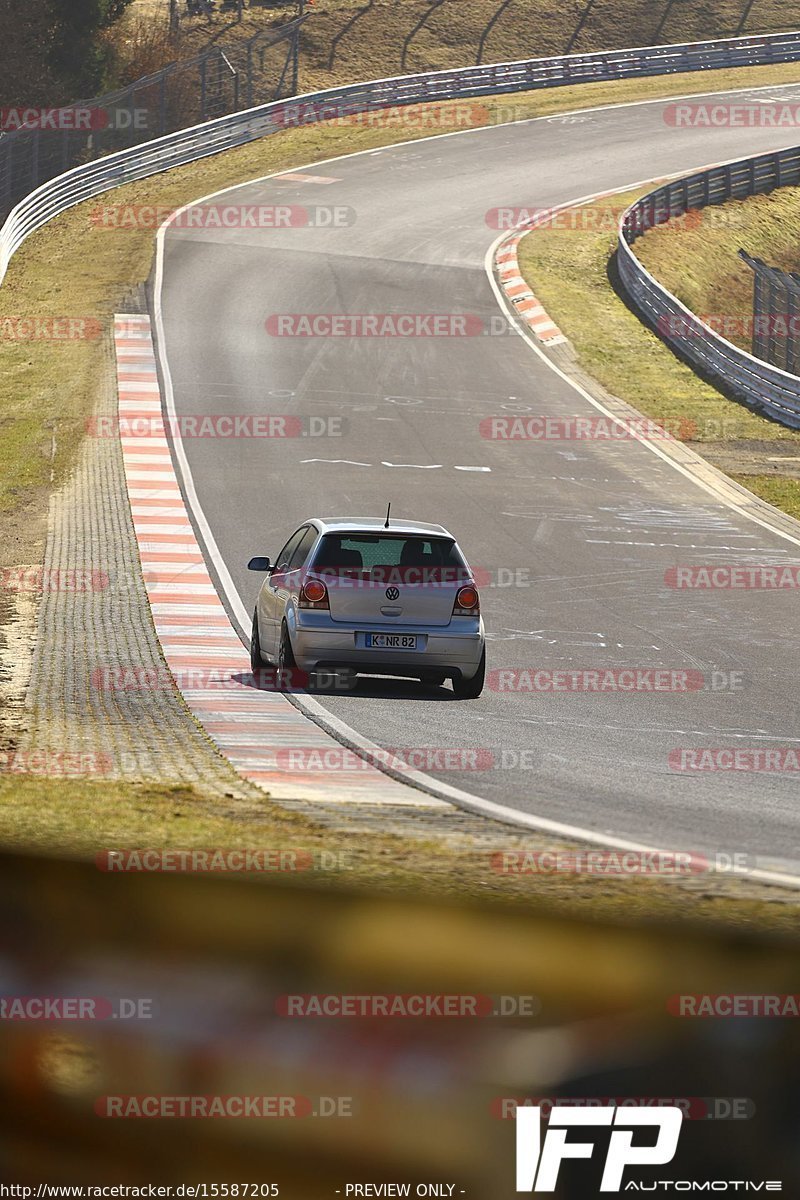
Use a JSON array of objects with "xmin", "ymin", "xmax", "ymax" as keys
[
  {"xmin": 159, "ymin": 72, "xmax": 168, "ymax": 137},
  {"xmin": 29, "ymin": 130, "xmax": 39, "ymax": 192}
]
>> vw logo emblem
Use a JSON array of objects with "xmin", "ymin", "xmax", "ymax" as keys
[{"xmin": 385, "ymin": 586, "xmax": 400, "ymax": 600}]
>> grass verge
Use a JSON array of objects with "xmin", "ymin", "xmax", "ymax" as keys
[
  {"xmin": 0, "ymin": 775, "xmax": 798, "ymax": 934},
  {"xmin": 517, "ymin": 184, "xmax": 800, "ymax": 513}
]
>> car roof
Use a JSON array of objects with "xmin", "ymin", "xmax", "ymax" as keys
[{"xmin": 310, "ymin": 517, "xmax": 454, "ymax": 538}]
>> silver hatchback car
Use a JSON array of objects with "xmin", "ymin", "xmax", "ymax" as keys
[{"xmin": 248, "ymin": 517, "xmax": 485, "ymax": 697}]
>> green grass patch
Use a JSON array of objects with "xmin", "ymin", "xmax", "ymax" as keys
[{"xmin": 731, "ymin": 473, "xmax": 800, "ymax": 519}]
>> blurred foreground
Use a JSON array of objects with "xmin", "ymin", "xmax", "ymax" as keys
[{"xmin": 0, "ymin": 852, "xmax": 798, "ymax": 1194}]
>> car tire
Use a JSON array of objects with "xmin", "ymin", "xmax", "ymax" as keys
[
  {"xmin": 250, "ymin": 608, "xmax": 265, "ymax": 674},
  {"xmin": 277, "ymin": 622, "xmax": 297, "ymax": 687},
  {"xmin": 452, "ymin": 648, "xmax": 485, "ymax": 699},
  {"xmin": 420, "ymin": 672, "xmax": 446, "ymax": 687}
]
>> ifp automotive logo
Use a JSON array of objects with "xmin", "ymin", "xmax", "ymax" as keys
[
  {"xmin": 516, "ymin": 1105, "xmax": 682, "ymax": 1192},
  {"xmin": 515, "ymin": 1106, "xmax": 782, "ymax": 1192}
]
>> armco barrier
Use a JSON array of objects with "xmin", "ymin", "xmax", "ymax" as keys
[
  {"xmin": 2, "ymin": 30, "xmax": 800, "ymax": 284},
  {"xmin": 619, "ymin": 147, "xmax": 800, "ymax": 429}
]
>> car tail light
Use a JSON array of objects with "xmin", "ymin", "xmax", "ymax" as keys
[
  {"xmin": 299, "ymin": 577, "xmax": 329, "ymax": 610},
  {"xmin": 453, "ymin": 584, "xmax": 479, "ymax": 615}
]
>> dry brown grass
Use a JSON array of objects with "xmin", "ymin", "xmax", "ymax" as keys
[
  {"xmin": 121, "ymin": 0, "xmax": 800, "ymax": 96},
  {"xmin": 635, "ymin": 187, "xmax": 800, "ymax": 352},
  {"xmin": 518, "ymin": 186, "xmax": 800, "ymax": 519}
]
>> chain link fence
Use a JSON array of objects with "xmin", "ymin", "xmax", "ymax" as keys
[
  {"xmin": 0, "ymin": 16, "xmax": 305, "ymax": 223},
  {"xmin": 739, "ymin": 249, "xmax": 800, "ymax": 375}
]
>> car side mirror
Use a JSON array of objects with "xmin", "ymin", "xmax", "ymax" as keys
[{"xmin": 247, "ymin": 556, "xmax": 272, "ymax": 572}]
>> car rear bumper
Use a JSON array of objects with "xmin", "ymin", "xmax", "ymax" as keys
[{"xmin": 290, "ymin": 617, "xmax": 484, "ymax": 680}]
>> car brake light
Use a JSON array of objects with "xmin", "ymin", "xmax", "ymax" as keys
[
  {"xmin": 299, "ymin": 578, "xmax": 329, "ymax": 609},
  {"xmin": 453, "ymin": 584, "xmax": 479, "ymax": 615}
]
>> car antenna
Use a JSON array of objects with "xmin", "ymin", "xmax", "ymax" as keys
[{"xmin": 384, "ymin": 503, "xmax": 391, "ymax": 529}]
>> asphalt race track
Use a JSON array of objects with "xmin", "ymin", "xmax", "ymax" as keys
[{"xmin": 157, "ymin": 82, "xmax": 800, "ymax": 871}]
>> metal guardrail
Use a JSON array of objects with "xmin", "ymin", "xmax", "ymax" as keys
[
  {"xmin": 3, "ymin": 29, "xmax": 800, "ymax": 285},
  {"xmin": 619, "ymin": 145, "xmax": 800, "ymax": 429}
]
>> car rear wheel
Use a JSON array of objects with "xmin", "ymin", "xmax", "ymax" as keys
[
  {"xmin": 250, "ymin": 609, "xmax": 265, "ymax": 673},
  {"xmin": 277, "ymin": 622, "xmax": 297, "ymax": 687},
  {"xmin": 452, "ymin": 649, "xmax": 485, "ymax": 700}
]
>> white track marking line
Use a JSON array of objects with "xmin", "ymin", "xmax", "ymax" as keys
[
  {"xmin": 381, "ymin": 461, "xmax": 442, "ymax": 469},
  {"xmin": 151, "ymin": 86, "xmax": 800, "ymax": 887}
]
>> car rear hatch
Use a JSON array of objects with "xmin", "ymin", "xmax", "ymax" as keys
[{"xmin": 307, "ymin": 533, "xmax": 471, "ymax": 627}]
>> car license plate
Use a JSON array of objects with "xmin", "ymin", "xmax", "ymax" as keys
[{"xmin": 365, "ymin": 633, "xmax": 418, "ymax": 650}]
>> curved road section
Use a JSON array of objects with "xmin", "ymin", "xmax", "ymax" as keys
[{"xmin": 157, "ymin": 83, "xmax": 800, "ymax": 873}]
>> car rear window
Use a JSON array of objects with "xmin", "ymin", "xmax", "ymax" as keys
[{"xmin": 309, "ymin": 534, "xmax": 469, "ymax": 584}]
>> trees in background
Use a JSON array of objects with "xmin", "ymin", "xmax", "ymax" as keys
[
  {"xmin": 48, "ymin": 0, "xmax": 137, "ymax": 97},
  {"xmin": 0, "ymin": 0, "xmax": 137, "ymax": 106}
]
